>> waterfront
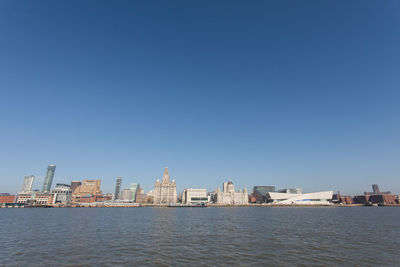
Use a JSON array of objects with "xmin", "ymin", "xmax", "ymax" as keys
[{"xmin": 1, "ymin": 207, "xmax": 399, "ymax": 266}]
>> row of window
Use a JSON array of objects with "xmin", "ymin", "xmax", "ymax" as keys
[{"xmin": 190, "ymin": 197, "xmax": 208, "ymax": 201}]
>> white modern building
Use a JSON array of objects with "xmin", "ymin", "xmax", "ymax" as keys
[
  {"xmin": 277, "ymin": 188, "xmax": 302, "ymax": 194},
  {"xmin": 182, "ymin": 189, "xmax": 210, "ymax": 205},
  {"xmin": 267, "ymin": 191, "xmax": 333, "ymax": 205},
  {"xmin": 215, "ymin": 181, "xmax": 248, "ymax": 205}
]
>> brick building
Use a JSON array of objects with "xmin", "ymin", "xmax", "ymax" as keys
[{"xmin": 0, "ymin": 193, "xmax": 16, "ymax": 203}]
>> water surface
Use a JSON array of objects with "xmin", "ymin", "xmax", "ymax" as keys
[{"xmin": 1, "ymin": 207, "xmax": 399, "ymax": 266}]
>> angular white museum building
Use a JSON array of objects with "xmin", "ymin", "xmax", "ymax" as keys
[{"xmin": 267, "ymin": 191, "xmax": 333, "ymax": 205}]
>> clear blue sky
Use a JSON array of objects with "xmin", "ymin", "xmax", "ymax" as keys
[{"xmin": 1, "ymin": 1, "xmax": 399, "ymax": 195}]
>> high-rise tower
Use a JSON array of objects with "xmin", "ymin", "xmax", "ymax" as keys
[
  {"xmin": 372, "ymin": 184, "xmax": 380, "ymax": 194},
  {"xmin": 42, "ymin": 164, "xmax": 56, "ymax": 192},
  {"xmin": 130, "ymin": 183, "xmax": 139, "ymax": 202},
  {"xmin": 114, "ymin": 177, "xmax": 122, "ymax": 200},
  {"xmin": 21, "ymin": 175, "xmax": 35, "ymax": 193}
]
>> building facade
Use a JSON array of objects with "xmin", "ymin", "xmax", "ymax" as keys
[
  {"xmin": 42, "ymin": 164, "xmax": 56, "ymax": 193},
  {"xmin": 135, "ymin": 190, "xmax": 149, "ymax": 204},
  {"xmin": 253, "ymin": 186, "xmax": 276, "ymax": 203},
  {"xmin": 21, "ymin": 175, "xmax": 35, "ymax": 193},
  {"xmin": 73, "ymin": 179, "xmax": 102, "ymax": 196},
  {"xmin": 120, "ymin": 188, "xmax": 133, "ymax": 201},
  {"xmin": 332, "ymin": 193, "xmax": 353, "ymax": 204},
  {"xmin": 34, "ymin": 193, "xmax": 54, "ymax": 205},
  {"xmin": 182, "ymin": 189, "xmax": 210, "ymax": 205},
  {"xmin": 114, "ymin": 177, "xmax": 122, "ymax": 200},
  {"xmin": 0, "ymin": 193, "xmax": 16, "ymax": 203},
  {"xmin": 267, "ymin": 191, "xmax": 333, "ymax": 205},
  {"xmin": 51, "ymin": 183, "xmax": 73, "ymax": 204},
  {"xmin": 154, "ymin": 167, "xmax": 177, "ymax": 205},
  {"xmin": 277, "ymin": 188, "xmax": 302, "ymax": 194},
  {"xmin": 70, "ymin": 180, "xmax": 82, "ymax": 193},
  {"xmin": 16, "ymin": 193, "xmax": 34, "ymax": 204},
  {"xmin": 71, "ymin": 179, "xmax": 103, "ymax": 204},
  {"xmin": 130, "ymin": 183, "xmax": 139, "ymax": 202},
  {"xmin": 215, "ymin": 181, "xmax": 248, "ymax": 205},
  {"xmin": 354, "ymin": 184, "xmax": 397, "ymax": 205}
]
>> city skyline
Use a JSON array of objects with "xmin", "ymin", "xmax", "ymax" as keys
[
  {"xmin": 1, "ymin": 1, "xmax": 399, "ymax": 195},
  {"xmin": 2, "ymin": 163, "xmax": 399, "ymax": 196}
]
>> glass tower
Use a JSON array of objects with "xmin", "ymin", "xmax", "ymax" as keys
[
  {"xmin": 114, "ymin": 177, "xmax": 122, "ymax": 200},
  {"xmin": 130, "ymin": 183, "xmax": 139, "ymax": 202},
  {"xmin": 21, "ymin": 175, "xmax": 35, "ymax": 193},
  {"xmin": 42, "ymin": 164, "xmax": 56, "ymax": 193}
]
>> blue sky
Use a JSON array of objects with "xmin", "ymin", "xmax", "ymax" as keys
[{"xmin": 1, "ymin": 1, "xmax": 399, "ymax": 195}]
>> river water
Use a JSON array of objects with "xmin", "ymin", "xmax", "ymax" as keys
[{"xmin": 1, "ymin": 207, "xmax": 399, "ymax": 266}]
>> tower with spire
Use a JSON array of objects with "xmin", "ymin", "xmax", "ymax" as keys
[
  {"xmin": 154, "ymin": 167, "xmax": 177, "ymax": 205},
  {"xmin": 162, "ymin": 167, "xmax": 170, "ymax": 183}
]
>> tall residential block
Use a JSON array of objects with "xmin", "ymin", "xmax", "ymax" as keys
[
  {"xmin": 114, "ymin": 177, "xmax": 122, "ymax": 200},
  {"xmin": 130, "ymin": 183, "xmax": 139, "ymax": 202},
  {"xmin": 21, "ymin": 175, "xmax": 35, "ymax": 193},
  {"xmin": 372, "ymin": 184, "xmax": 380, "ymax": 194},
  {"xmin": 42, "ymin": 164, "xmax": 56, "ymax": 193}
]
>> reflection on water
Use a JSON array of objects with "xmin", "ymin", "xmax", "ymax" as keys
[{"xmin": 1, "ymin": 207, "xmax": 400, "ymax": 266}]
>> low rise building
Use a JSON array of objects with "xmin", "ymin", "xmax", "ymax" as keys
[
  {"xmin": 145, "ymin": 191, "xmax": 154, "ymax": 204},
  {"xmin": 71, "ymin": 194, "xmax": 96, "ymax": 203},
  {"xmin": 267, "ymin": 191, "xmax": 333, "ymax": 205},
  {"xmin": 369, "ymin": 194, "xmax": 397, "ymax": 205},
  {"xmin": 135, "ymin": 189, "xmax": 149, "ymax": 204},
  {"xmin": 34, "ymin": 193, "xmax": 54, "ymax": 205},
  {"xmin": 0, "ymin": 193, "xmax": 16, "ymax": 203},
  {"xmin": 96, "ymin": 194, "xmax": 112, "ymax": 202},
  {"xmin": 353, "ymin": 195, "xmax": 369, "ymax": 205},
  {"xmin": 182, "ymin": 189, "xmax": 210, "ymax": 205},
  {"xmin": 332, "ymin": 193, "xmax": 353, "ymax": 204},
  {"xmin": 103, "ymin": 202, "xmax": 140, "ymax": 207},
  {"xmin": 354, "ymin": 184, "xmax": 398, "ymax": 205},
  {"xmin": 277, "ymin": 188, "xmax": 302, "ymax": 194},
  {"xmin": 17, "ymin": 193, "xmax": 34, "ymax": 204}
]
